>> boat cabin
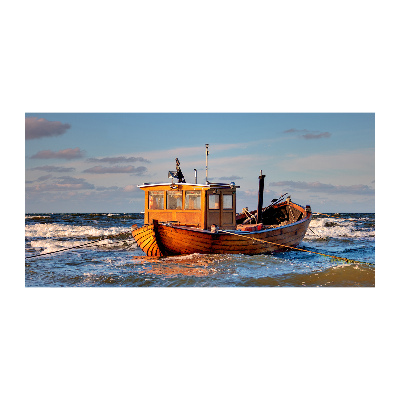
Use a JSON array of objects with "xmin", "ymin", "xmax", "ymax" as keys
[{"xmin": 138, "ymin": 182, "xmax": 239, "ymax": 230}]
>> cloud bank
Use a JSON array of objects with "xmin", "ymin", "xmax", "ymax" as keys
[
  {"xmin": 87, "ymin": 156, "xmax": 150, "ymax": 164},
  {"xmin": 36, "ymin": 174, "xmax": 53, "ymax": 182},
  {"xmin": 283, "ymin": 128, "xmax": 332, "ymax": 139},
  {"xmin": 269, "ymin": 180, "xmax": 374, "ymax": 195},
  {"xmin": 213, "ymin": 175, "xmax": 243, "ymax": 181},
  {"xmin": 27, "ymin": 176, "xmax": 95, "ymax": 192},
  {"xmin": 83, "ymin": 165, "xmax": 147, "ymax": 174},
  {"xmin": 26, "ymin": 117, "xmax": 71, "ymax": 140},
  {"xmin": 31, "ymin": 148, "xmax": 85, "ymax": 160},
  {"xmin": 30, "ymin": 165, "xmax": 76, "ymax": 173}
]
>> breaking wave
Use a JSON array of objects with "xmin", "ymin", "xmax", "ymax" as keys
[{"xmin": 306, "ymin": 216, "xmax": 374, "ymax": 240}]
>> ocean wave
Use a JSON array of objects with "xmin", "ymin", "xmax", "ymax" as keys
[
  {"xmin": 25, "ymin": 223, "xmax": 129, "ymax": 239},
  {"xmin": 306, "ymin": 217, "xmax": 375, "ymax": 239},
  {"xmin": 28, "ymin": 235, "xmax": 137, "ymax": 255},
  {"xmin": 25, "ymin": 215, "xmax": 51, "ymax": 220}
]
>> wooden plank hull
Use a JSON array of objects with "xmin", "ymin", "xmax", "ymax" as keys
[
  {"xmin": 133, "ymin": 212, "xmax": 312, "ymax": 257},
  {"xmin": 131, "ymin": 224, "xmax": 164, "ymax": 257}
]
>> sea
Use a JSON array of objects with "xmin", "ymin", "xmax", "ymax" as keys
[{"xmin": 25, "ymin": 212, "xmax": 375, "ymax": 287}]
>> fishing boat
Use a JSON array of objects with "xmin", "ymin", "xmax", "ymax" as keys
[{"xmin": 132, "ymin": 147, "xmax": 312, "ymax": 257}]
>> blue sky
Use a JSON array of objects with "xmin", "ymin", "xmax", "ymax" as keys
[{"xmin": 25, "ymin": 113, "xmax": 374, "ymax": 213}]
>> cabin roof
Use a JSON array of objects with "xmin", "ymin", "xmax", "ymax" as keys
[{"xmin": 138, "ymin": 182, "xmax": 240, "ymax": 189}]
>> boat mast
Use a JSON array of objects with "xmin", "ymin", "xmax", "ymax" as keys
[
  {"xmin": 205, "ymin": 144, "xmax": 209, "ymax": 183},
  {"xmin": 257, "ymin": 170, "xmax": 266, "ymax": 223}
]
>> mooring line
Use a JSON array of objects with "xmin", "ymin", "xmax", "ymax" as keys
[
  {"xmin": 308, "ymin": 227, "xmax": 325, "ymax": 240},
  {"xmin": 218, "ymin": 229, "xmax": 374, "ymax": 265},
  {"xmin": 26, "ymin": 230, "xmax": 134, "ymax": 259}
]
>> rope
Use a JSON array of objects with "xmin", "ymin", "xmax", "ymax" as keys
[
  {"xmin": 26, "ymin": 230, "xmax": 133, "ymax": 259},
  {"xmin": 308, "ymin": 227, "xmax": 325, "ymax": 240},
  {"xmin": 218, "ymin": 229, "xmax": 374, "ymax": 265},
  {"xmin": 243, "ymin": 208, "xmax": 256, "ymax": 223},
  {"xmin": 265, "ymin": 193, "xmax": 288, "ymax": 210}
]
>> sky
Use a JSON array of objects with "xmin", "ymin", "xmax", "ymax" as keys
[{"xmin": 25, "ymin": 113, "xmax": 375, "ymax": 213}]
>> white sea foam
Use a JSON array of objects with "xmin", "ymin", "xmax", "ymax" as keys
[
  {"xmin": 25, "ymin": 223, "xmax": 127, "ymax": 238},
  {"xmin": 29, "ymin": 239, "xmax": 97, "ymax": 254},
  {"xmin": 26, "ymin": 222, "xmax": 134, "ymax": 255},
  {"xmin": 29, "ymin": 236, "xmax": 135, "ymax": 255},
  {"xmin": 305, "ymin": 217, "xmax": 374, "ymax": 239},
  {"xmin": 30, "ymin": 237, "xmax": 124, "ymax": 253}
]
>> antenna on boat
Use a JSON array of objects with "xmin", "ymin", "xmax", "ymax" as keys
[{"xmin": 205, "ymin": 144, "xmax": 209, "ymax": 183}]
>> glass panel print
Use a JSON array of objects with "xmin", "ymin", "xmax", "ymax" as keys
[
  {"xmin": 223, "ymin": 194, "xmax": 233, "ymax": 209},
  {"xmin": 185, "ymin": 191, "xmax": 201, "ymax": 210},
  {"xmin": 208, "ymin": 194, "xmax": 220, "ymax": 209},
  {"xmin": 149, "ymin": 191, "xmax": 164, "ymax": 209},
  {"xmin": 167, "ymin": 191, "xmax": 183, "ymax": 209}
]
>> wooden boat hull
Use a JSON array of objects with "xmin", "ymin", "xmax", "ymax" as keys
[
  {"xmin": 131, "ymin": 224, "xmax": 165, "ymax": 257},
  {"xmin": 132, "ymin": 211, "xmax": 312, "ymax": 257}
]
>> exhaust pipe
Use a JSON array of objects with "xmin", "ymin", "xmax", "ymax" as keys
[{"xmin": 205, "ymin": 144, "xmax": 209, "ymax": 183}]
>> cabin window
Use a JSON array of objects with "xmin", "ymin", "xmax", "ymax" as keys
[
  {"xmin": 185, "ymin": 191, "xmax": 201, "ymax": 210},
  {"xmin": 167, "ymin": 190, "xmax": 183, "ymax": 209},
  {"xmin": 223, "ymin": 194, "xmax": 233, "ymax": 209},
  {"xmin": 208, "ymin": 194, "xmax": 220, "ymax": 209},
  {"xmin": 149, "ymin": 191, "xmax": 164, "ymax": 209}
]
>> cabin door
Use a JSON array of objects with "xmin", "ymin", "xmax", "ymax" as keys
[
  {"xmin": 207, "ymin": 192, "xmax": 221, "ymax": 228},
  {"xmin": 206, "ymin": 190, "xmax": 236, "ymax": 229},
  {"xmin": 220, "ymin": 191, "xmax": 235, "ymax": 229}
]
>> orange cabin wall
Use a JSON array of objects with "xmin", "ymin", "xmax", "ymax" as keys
[{"xmin": 141, "ymin": 185, "xmax": 236, "ymax": 230}]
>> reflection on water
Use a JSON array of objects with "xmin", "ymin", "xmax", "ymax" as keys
[
  {"xmin": 143, "ymin": 265, "xmax": 210, "ymax": 277},
  {"xmin": 131, "ymin": 252, "xmax": 375, "ymax": 286},
  {"xmin": 134, "ymin": 254, "xmax": 213, "ymax": 277}
]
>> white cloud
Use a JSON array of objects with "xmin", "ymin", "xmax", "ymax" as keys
[
  {"xmin": 123, "ymin": 185, "xmax": 137, "ymax": 192},
  {"xmin": 31, "ymin": 148, "xmax": 86, "ymax": 160},
  {"xmin": 25, "ymin": 117, "xmax": 71, "ymax": 140},
  {"xmin": 83, "ymin": 166, "xmax": 147, "ymax": 174}
]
